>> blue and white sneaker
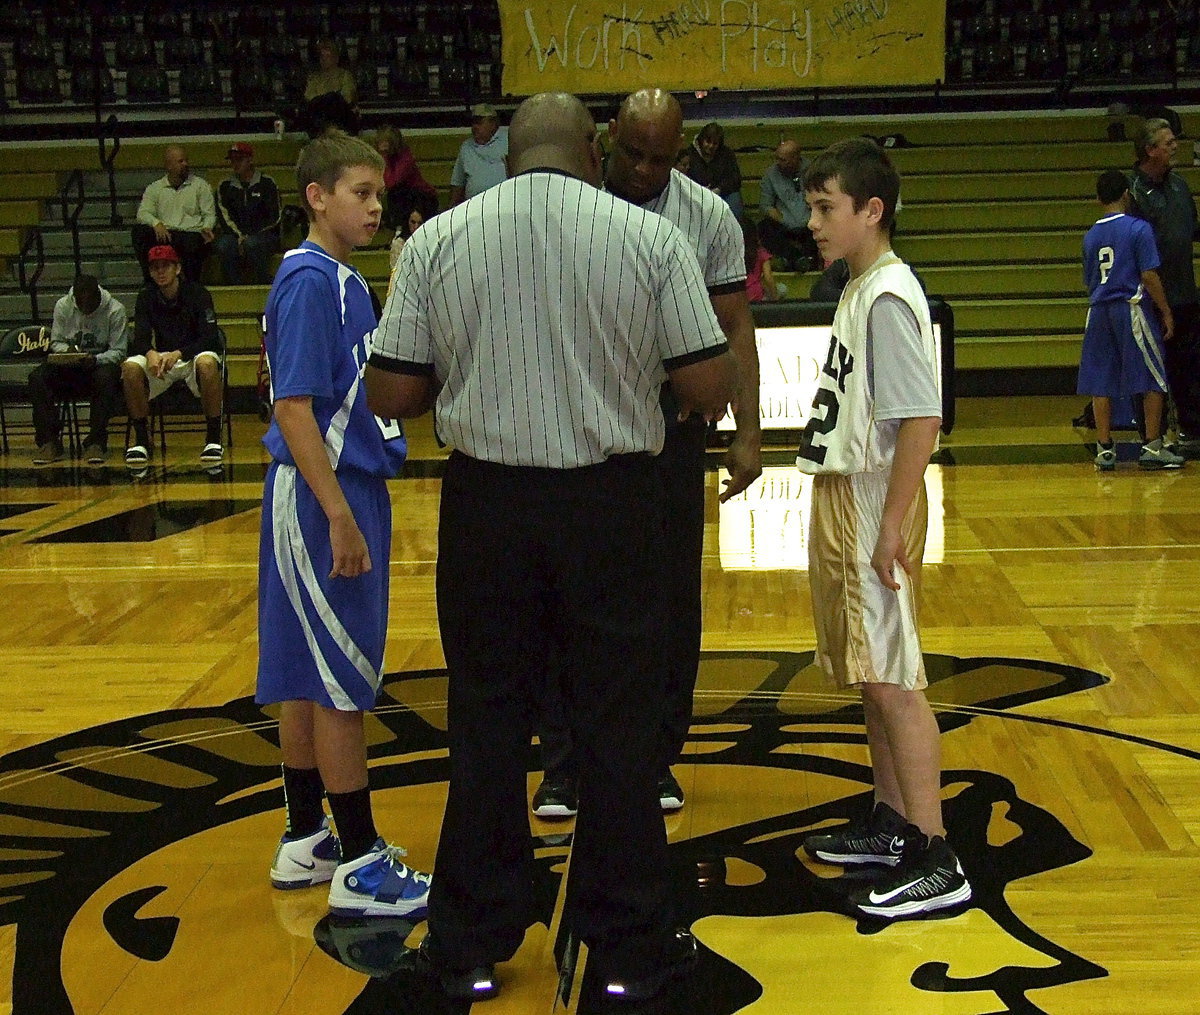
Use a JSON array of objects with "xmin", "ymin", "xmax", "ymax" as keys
[
  {"xmin": 327, "ymin": 838, "xmax": 432, "ymax": 918},
  {"xmin": 270, "ymin": 817, "xmax": 342, "ymax": 890}
]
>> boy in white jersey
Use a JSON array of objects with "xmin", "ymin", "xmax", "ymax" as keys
[
  {"xmin": 257, "ymin": 132, "xmax": 431, "ymax": 919},
  {"xmin": 795, "ymin": 138, "xmax": 971, "ymax": 920}
]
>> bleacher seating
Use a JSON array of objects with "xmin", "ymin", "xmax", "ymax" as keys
[{"xmin": 4, "ymin": 0, "xmax": 1200, "ymax": 412}]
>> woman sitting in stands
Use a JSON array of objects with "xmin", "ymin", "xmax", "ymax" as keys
[
  {"xmin": 303, "ymin": 38, "xmax": 358, "ymax": 136},
  {"xmin": 374, "ymin": 126, "xmax": 439, "ymax": 230},
  {"xmin": 388, "ymin": 206, "xmax": 426, "ymax": 272},
  {"xmin": 686, "ymin": 121, "xmax": 744, "ymax": 217}
]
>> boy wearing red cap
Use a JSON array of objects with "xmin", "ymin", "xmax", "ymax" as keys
[{"xmin": 121, "ymin": 244, "xmax": 225, "ymax": 465}]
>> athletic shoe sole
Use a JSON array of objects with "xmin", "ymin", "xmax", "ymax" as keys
[
  {"xmin": 533, "ymin": 803, "xmax": 578, "ymax": 819},
  {"xmin": 854, "ymin": 880, "xmax": 973, "ymax": 918},
  {"xmin": 271, "ymin": 870, "xmax": 336, "ymax": 890},
  {"xmin": 808, "ymin": 847, "xmax": 903, "ymax": 866},
  {"xmin": 327, "ymin": 897, "xmax": 430, "ymax": 919}
]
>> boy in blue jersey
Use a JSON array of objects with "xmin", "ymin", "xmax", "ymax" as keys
[
  {"xmin": 1079, "ymin": 169, "xmax": 1182, "ymax": 471},
  {"xmin": 257, "ymin": 131, "xmax": 431, "ymax": 917}
]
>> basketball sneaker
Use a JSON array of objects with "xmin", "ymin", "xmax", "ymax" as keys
[
  {"xmin": 270, "ymin": 817, "xmax": 342, "ymax": 889},
  {"xmin": 1094, "ymin": 444, "xmax": 1116, "ymax": 471},
  {"xmin": 1139, "ymin": 440, "xmax": 1185, "ymax": 470},
  {"xmin": 850, "ymin": 831, "xmax": 972, "ymax": 920},
  {"xmin": 803, "ymin": 801, "xmax": 908, "ymax": 866},
  {"xmin": 658, "ymin": 770, "xmax": 685, "ymax": 812},
  {"xmin": 532, "ymin": 776, "xmax": 578, "ymax": 818},
  {"xmin": 327, "ymin": 838, "xmax": 432, "ymax": 919}
]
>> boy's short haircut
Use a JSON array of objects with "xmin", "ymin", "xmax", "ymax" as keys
[
  {"xmin": 1096, "ymin": 169, "xmax": 1130, "ymax": 204},
  {"xmin": 296, "ymin": 130, "xmax": 385, "ymax": 219},
  {"xmin": 803, "ymin": 137, "xmax": 900, "ymax": 230}
]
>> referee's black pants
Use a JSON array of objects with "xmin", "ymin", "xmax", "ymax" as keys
[
  {"xmin": 535, "ymin": 415, "xmax": 707, "ymax": 780},
  {"xmin": 429, "ymin": 451, "xmax": 674, "ymax": 978}
]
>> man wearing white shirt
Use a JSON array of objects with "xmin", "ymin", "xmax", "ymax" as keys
[{"xmin": 130, "ymin": 144, "xmax": 216, "ymax": 283}]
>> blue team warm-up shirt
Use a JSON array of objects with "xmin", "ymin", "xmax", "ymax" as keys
[
  {"xmin": 1083, "ymin": 213, "xmax": 1161, "ymax": 305},
  {"xmin": 263, "ymin": 241, "xmax": 407, "ymax": 477}
]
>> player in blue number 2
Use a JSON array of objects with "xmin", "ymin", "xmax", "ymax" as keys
[
  {"xmin": 256, "ymin": 131, "xmax": 432, "ymax": 919},
  {"xmin": 794, "ymin": 138, "xmax": 972, "ymax": 921},
  {"xmin": 1078, "ymin": 169, "xmax": 1182, "ymax": 471}
]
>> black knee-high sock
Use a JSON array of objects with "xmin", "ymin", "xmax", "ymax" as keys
[
  {"xmin": 282, "ymin": 765, "xmax": 326, "ymax": 838},
  {"xmin": 326, "ymin": 786, "xmax": 379, "ymax": 861},
  {"xmin": 205, "ymin": 416, "xmax": 221, "ymax": 444}
]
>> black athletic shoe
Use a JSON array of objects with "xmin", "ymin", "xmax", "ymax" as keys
[
  {"xmin": 803, "ymin": 801, "xmax": 908, "ymax": 867},
  {"xmin": 418, "ymin": 934, "xmax": 500, "ymax": 1001},
  {"xmin": 850, "ymin": 832, "xmax": 972, "ymax": 920},
  {"xmin": 658, "ymin": 771, "xmax": 685, "ymax": 812},
  {"xmin": 532, "ymin": 776, "xmax": 578, "ymax": 819},
  {"xmin": 601, "ymin": 928, "xmax": 697, "ymax": 1003}
]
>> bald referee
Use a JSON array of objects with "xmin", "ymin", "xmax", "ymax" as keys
[
  {"xmin": 366, "ymin": 93, "xmax": 737, "ymax": 1003},
  {"xmin": 535, "ymin": 88, "xmax": 762, "ymax": 815}
]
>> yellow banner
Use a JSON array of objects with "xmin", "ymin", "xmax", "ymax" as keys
[{"xmin": 500, "ymin": 1, "xmax": 945, "ymax": 96}]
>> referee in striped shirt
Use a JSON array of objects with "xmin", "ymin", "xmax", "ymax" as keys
[
  {"xmin": 535, "ymin": 89, "xmax": 762, "ymax": 814},
  {"xmin": 366, "ymin": 92, "xmax": 737, "ymax": 1003}
]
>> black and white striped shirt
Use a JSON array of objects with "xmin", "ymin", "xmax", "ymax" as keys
[
  {"xmin": 370, "ymin": 169, "xmax": 729, "ymax": 468},
  {"xmin": 638, "ymin": 169, "xmax": 746, "ymax": 294}
]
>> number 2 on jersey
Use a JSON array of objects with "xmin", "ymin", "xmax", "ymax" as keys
[
  {"xmin": 1098, "ymin": 245, "xmax": 1115, "ymax": 285},
  {"xmin": 797, "ymin": 333, "xmax": 854, "ymax": 465}
]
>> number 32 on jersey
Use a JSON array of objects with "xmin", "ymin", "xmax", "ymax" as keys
[{"xmin": 796, "ymin": 332, "xmax": 855, "ymax": 466}]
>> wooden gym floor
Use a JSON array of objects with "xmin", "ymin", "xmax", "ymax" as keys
[{"xmin": 0, "ymin": 395, "xmax": 1197, "ymax": 1014}]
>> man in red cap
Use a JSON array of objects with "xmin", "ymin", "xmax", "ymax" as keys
[
  {"xmin": 131, "ymin": 143, "xmax": 216, "ymax": 283},
  {"xmin": 121, "ymin": 244, "xmax": 225, "ymax": 466},
  {"xmin": 215, "ymin": 142, "xmax": 282, "ymax": 284}
]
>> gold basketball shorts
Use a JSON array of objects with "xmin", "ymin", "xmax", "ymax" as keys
[{"xmin": 807, "ymin": 471, "xmax": 928, "ymax": 690}]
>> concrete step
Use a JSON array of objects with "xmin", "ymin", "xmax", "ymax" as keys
[
  {"xmin": 37, "ymin": 228, "xmax": 132, "ymax": 256},
  {"xmin": 8, "ymin": 257, "xmax": 143, "ymax": 289}
]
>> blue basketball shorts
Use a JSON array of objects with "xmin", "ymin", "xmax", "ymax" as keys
[
  {"xmin": 256, "ymin": 461, "xmax": 391, "ymax": 711},
  {"xmin": 1077, "ymin": 299, "xmax": 1169, "ymax": 398}
]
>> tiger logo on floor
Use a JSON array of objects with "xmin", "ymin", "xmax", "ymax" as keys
[{"xmin": 0, "ymin": 653, "xmax": 1122, "ymax": 1014}]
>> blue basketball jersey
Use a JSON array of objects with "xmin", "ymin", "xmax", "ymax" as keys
[
  {"xmin": 1083, "ymin": 213, "xmax": 1161, "ymax": 306},
  {"xmin": 263, "ymin": 241, "xmax": 406, "ymax": 477}
]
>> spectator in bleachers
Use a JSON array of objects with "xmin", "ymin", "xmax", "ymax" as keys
[
  {"xmin": 741, "ymin": 217, "xmax": 778, "ymax": 302},
  {"xmin": 388, "ymin": 206, "xmax": 425, "ymax": 272},
  {"xmin": 448, "ymin": 103, "xmax": 508, "ymax": 207},
  {"xmin": 214, "ymin": 141, "xmax": 281, "ymax": 285},
  {"xmin": 686, "ymin": 121, "xmax": 744, "ymax": 217},
  {"xmin": 304, "ymin": 38, "xmax": 358, "ymax": 137},
  {"xmin": 122, "ymin": 245, "xmax": 225, "ymax": 466},
  {"xmin": 131, "ymin": 144, "xmax": 216, "ymax": 284},
  {"xmin": 374, "ymin": 125, "xmax": 438, "ymax": 228},
  {"xmin": 758, "ymin": 139, "xmax": 818, "ymax": 272},
  {"xmin": 29, "ymin": 274, "xmax": 128, "ymax": 465}
]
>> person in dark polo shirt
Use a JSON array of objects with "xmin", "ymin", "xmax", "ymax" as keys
[{"xmin": 215, "ymin": 141, "xmax": 282, "ymax": 285}]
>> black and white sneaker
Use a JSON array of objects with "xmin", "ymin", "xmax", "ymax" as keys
[
  {"xmin": 850, "ymin": 832, "xmax": 972, "ymax": 919},
  {"xmin": 125, "ymin": 444, "xmax": 150, "ymax": 466},
  {"xmin": 803, "ymin": 801, "xmax": 908, "ymax": 867},
  {"xmin": 532, "ymin": 776, "xmax": 578, "ymax": 819},
  {"xmin": 658, "ymin": 770, "xmax": 685, "ymax": 812},
  {"xmin": 200, "ymin": 442, "xmax": 224, "ymax": 464}
]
